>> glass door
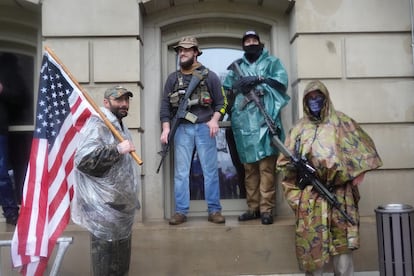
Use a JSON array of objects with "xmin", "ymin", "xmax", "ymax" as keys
[{"xmin": 189, "ymin": 48, "xmax": 248, "ymax": 215}]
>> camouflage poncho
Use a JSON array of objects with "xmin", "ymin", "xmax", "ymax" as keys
[{"xmin": 277, "ymin": 80, "xmax": 382, "ymax": 272}]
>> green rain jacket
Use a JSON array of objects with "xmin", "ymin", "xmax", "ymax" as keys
[
  {"xmin": 277, "ymin": 80, "xmax": 383, "ymax": 272},
  {"xmin": 223, "ymin": 48, "xmax": 290, "ymax": 163}
]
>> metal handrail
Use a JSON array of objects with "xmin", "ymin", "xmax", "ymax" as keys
[{"xmin": 0, "ymin": 236, "xmax": 73, "ymax": 276}]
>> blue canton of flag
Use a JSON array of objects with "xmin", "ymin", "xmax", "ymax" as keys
[{"xmin": 35, "ymin": 57, "xmax": 73, "ymax": 147}]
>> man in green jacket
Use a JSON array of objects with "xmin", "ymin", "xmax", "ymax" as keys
[{"xmin": 223, "ymin": 31, "xmax": 290, "ymax": 224}]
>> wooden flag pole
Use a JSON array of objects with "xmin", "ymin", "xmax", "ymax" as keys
[{"xmin": 44, "ymin": 46, "xmax": 143, "ymax": 165}]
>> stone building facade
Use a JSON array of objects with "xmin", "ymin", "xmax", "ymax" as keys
[{"xmin": 1, "ymin": 0, "xmax": 413, "ymax": 274}]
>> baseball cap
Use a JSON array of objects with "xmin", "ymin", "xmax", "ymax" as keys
[
  {"xmin": 242, "ymin": 30, "xmax": 261, "ymax": 44},
  {"xmin": 173, "ymin": 36, "xmax": 203, "ymax": 56},
  {"xmin": 104, "ymin": 85, "xmax": 133, "ymax": 99}
]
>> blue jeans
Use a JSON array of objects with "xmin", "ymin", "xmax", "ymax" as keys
[
  {"xmin": 0, "ymin": 135, "xmax": 19, "ymax": 218},
  {"xmin": 173, "ymin": 123, "xmax": 222, "ymax": 215}
]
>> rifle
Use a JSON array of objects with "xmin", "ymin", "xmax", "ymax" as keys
[
  {"xmin": 156, "ymin": 70, "xmax": 204, "ymax": 173},
  {"xmin": 275, "ymin": 136, "xmax": 356, "ymax": 225},
  {"xmin": 227, "ymin": 60, "xmax": 356, "ymax": 225}
]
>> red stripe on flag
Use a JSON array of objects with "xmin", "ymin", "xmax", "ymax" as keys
[
  {"xmin": 35, "ymin": 148, "xmax": 49, "ymax": 257},
  {"xmin": 16, "ymin": 138, "xmax": 41, "ymax": 253},
  {"xmin": 48, "ymin": 156, "xmax": 74, "ymax": 219}
]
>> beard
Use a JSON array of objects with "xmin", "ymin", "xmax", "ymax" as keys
[
  {"xmin": 180, "ymin": 56, "xmax": 194, "ymax": 70},
  {"xmin": 108, "ymin": 102, "xmax": 128, "ymax": 119}
]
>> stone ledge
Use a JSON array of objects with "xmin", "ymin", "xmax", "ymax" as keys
[{"xmin": 0, "ymin": 216, "xmax": 380, "ymax": 275}]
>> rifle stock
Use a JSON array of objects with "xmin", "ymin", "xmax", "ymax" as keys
[
  {"xmin": 156, "ymin": 71, "xmax": 203, "ymax": 173},
  {"xmin": 227, "ymin": 59, "xmax": 355, "ymax": 225}
]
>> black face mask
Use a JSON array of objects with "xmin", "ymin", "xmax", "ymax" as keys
[{"xmin": 243, "ymin": 44, "xmax": 264, "ymax": 62}]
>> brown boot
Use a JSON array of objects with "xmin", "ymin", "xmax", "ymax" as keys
[
  {"xmin": 169, "ymin": 213, "xmax": 187, "ymax": 225},
  {"xmin": 208, "ymin": 212, "xmax": 225, "ymax": 224}
]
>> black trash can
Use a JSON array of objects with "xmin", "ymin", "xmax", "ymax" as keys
[{"xmin": 375, "ymin": 203, "xmax": 414, "ymax": 276}]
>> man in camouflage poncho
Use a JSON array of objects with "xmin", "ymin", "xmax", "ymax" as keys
[{"xmin": 277, "ymin": 80, "xmax": 382, "ymax": 275}]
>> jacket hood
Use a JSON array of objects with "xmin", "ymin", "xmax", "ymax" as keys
[{"xmin": 303, "ymin": 80, "xmax": 333, "ymax": 122}]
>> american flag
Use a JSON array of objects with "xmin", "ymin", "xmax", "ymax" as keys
[{"xmin": 11, "ymin": 50, "xmax": 94, "ymax": 275}]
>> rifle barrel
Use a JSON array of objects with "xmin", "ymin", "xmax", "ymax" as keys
[
  {"xmin": 311, "ymin": 178, "xmax": 356, "ymax": 225},
  {"xmin": 156, "ymin": 143, "xmax": 170, "ymax": 173}
]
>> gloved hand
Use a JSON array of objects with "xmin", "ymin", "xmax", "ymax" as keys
[
  {"xmin": 233, "ymin": 76, "xmax": 263, "ymax": 92},
  {"xmin": 296, "ymin": 172, "xmax": 309, "ymax": 190}
]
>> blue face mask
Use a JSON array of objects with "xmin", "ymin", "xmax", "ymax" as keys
[{"xmin": 307, "ymin": 95, "xmax": 325, "ymax": 116}]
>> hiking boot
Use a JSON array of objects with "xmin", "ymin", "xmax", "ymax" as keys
[
  {"xmin": 238, "ymin": 210, "xmax": 260, "ymax": 221},
  {"xmin": 208, "ymin": 212, "xmax": 225, "ymax": 224},
  {"xmin": 169, "ymin": 213, "xmax": 187, "ymax": 225},
  {"xmin": 261, "ymin": 212, "xmax": 273, "ymax": 225}
]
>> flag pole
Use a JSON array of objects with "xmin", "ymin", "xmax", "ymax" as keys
[{"xmin": 44, "ymin": 46, "xmax": 143, "ymax": 165}]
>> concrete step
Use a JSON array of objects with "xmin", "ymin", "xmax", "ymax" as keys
[{"xmin": 1, "ymin": 216, "xmax": 380, "ymax": 275}]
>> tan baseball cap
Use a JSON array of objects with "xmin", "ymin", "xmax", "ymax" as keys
[{"xmin": 173, "ymin": 36, "xmax": 203, "ymax": 56}]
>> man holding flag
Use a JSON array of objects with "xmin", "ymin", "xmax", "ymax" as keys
[
  {"xmin": 11, "ymin": 48, "xmax": 140, "ymax": 276},
  {"xmin": 71, "ymin": 85, "xmax": 140, "ymax": 275}
]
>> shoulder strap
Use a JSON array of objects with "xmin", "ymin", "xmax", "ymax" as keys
[
  {"xmin": 193, "ymin": 66, "xmax": 209, "ymax": 79},
  {"xmin": 182, "ymin": 71, "xmax": 204, "ymax": 102}
]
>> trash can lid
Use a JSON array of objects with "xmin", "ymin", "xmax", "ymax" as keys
[{"xmin": 376, "ymin": 203, "xmax": 414, "ymax": 213}]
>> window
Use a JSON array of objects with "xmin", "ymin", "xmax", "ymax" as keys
[
  {"xmin": 0, "ymin": 51, "xmax": 35, "ymax": 203},
  {"xmin": 0, "ymin": 52, "xmax": 34, "ymax": 125},
  {"xmin": 189, "ymin": 48, "xmax": 246, "ymax": 200}
]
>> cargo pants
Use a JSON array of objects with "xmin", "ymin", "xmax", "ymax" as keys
[{"xmin": 243, "ymin": 155, "xmax": 277, "ymax": 214}]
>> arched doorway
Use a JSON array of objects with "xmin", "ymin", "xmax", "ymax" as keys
[
  {"xmin": 161, "ymin": 31, "xmax": 274, "ymax": 217},
  {"xmin": 142, "ymin": 5, "xmax": 291, "ymax": 219}
]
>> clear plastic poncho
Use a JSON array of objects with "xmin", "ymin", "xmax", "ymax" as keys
[{"xmin": 71, "ymin": 107, "xmax": 140, "ymax": 241}]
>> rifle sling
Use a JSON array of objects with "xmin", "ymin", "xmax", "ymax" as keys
[
  {"xmin": 180, "ymin": 69, "xmax": 204, "ymax": 108},
  {"xmin": 168, "ymin": 70, "xmax": 204, "ymax": 136},
  {"xmin": 156, "ymin": 70, "xmax": 205, "ymax": 173}
]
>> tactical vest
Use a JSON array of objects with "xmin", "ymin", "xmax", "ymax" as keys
[{"xmin": 168, "ymin": 67, "xmax": 212, "ymax": 109}]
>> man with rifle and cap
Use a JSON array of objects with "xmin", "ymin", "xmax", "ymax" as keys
[
  {"xmin": 159, "ymin": 36, "xmax": 226, "ymax": 225},
  {"xmin": 223, "ymin": 30, "xmax": 290, "ymax": 225}
]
